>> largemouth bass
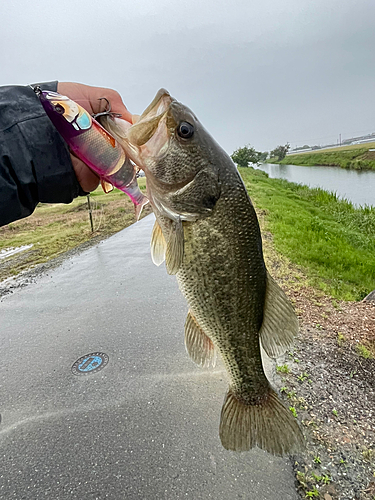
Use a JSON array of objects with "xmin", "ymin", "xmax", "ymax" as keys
[{"xmin": 105, "ymin": 89, "xmax": 304, "ymax": 455}]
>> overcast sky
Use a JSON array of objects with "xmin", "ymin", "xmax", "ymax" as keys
[{"xmin": 1, "ymin": 0, "xmax": 374, "ymax": 153}]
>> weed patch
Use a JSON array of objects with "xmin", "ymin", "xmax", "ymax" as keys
[
  {"xmin": 276, "ymin": 364, "xmax": 290, "ymax": 374},
  {"xmin": 356, "ymin": 344, "xmax": 373, "ymax": 359}
]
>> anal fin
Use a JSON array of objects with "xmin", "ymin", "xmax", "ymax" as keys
[
  {"xmin": 185, "ymin": 311, "xmax": 216, "ymax": 368},
  {"xmin": 259, "ymin": 272, "xmax": 299, "ymax": 359},
  {"xmin": 151, "ymin": 219, "xmax": 167, "ymax": 266}
]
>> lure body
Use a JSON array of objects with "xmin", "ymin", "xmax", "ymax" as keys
[{"xmin": 37, "ymin": 90, "xmax": 148, "ymax": 215}]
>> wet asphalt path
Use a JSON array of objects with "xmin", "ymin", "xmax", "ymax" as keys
[{"xmin": 0, "ymin": 214, "xmax": 298, "ymax": 500}]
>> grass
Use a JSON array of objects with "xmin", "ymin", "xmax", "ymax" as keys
[
  {"xmin": 269, "ymin": 142, "xmax": 375, "ymax": 170},
  {"xmin": 296, "ymin": 470, "xmax": 331, "ymax": 498},
  {"xmin": 239, "ymin": 168, "xmax": 375, "ymax": 301},
  {"xmin": 276, "ymin": 364, "xmax": 290, "ymax": 374},
  {"xmin": 297, "ymin": 372, "xmax": 310, "ymax": 383},
  {"xmin": 305, "ymin": 488, "xmax": 319, "ymax": 498},
  {"xmin": 356, "ymin": 344, "xmax": 373, "ymax": 359},
  {"xmin": 289, "ymin": 406, "xmax": 298, "ymax": 418},
  {"xmin": 337, "ymin": 332, "xmax": 346, "ymax": 346},
  {"xmin": 362, "ymin": 449, "xmax": 375, "ymax": 463},
  {"xmin": 0, "ymin": 178, "xmax": 151, "ymax": 282}
]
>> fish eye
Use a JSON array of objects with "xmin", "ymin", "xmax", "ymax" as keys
[
  {"xmin": 177, "ymin": 121, "xmax": 194, "ymax": 139},
  {"xmin": 54, "ymin": 104, "xmax": 65, "ymax": 114}
]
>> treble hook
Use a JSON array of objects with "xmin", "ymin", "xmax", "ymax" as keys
[{"xmin": 92, "ymin": 97, "xmax": 122, "ymax": 120}]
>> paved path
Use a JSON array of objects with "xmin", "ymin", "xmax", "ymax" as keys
[{"xmin": 0, "ymin": 214, "xmax": 298, "ymax": 499}]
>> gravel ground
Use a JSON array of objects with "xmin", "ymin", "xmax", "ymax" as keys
[{"xmin": 273, "ymin": 285, "xmax": 375, "ymax": 500}]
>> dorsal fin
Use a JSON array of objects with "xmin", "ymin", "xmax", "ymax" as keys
[{"xmin": 259, "ymin": 272, "xmax": 299, "ymax": 358}]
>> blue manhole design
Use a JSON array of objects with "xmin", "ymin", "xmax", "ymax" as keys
[{"xmin": 72, "ymin": 352, "xmax": 109, "ymax": 376}]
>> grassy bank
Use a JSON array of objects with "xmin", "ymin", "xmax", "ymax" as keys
[
  {"xmin": 269, "ymin": 141, "xmax": 375, "ymax": 170},
  {"xmin": 0, "ymin": 178, "xmax": 151, "ymax": 282},
  {"xmin": 239, "ymin": 167, "xmax": 375, "ymax": 300}
]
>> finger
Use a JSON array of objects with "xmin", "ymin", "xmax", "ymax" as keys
[
  {"xmin": 70, "ymin": 155, "xmax": 100, "ymax": 192},
  {"xmin": 58, "ymin": 82, "xmax": 133, "ymax": 123}
]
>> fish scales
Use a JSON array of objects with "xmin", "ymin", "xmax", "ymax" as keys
[{"xmin": 176, "ymin": 169, "xmax": 269, "ymax": 403}]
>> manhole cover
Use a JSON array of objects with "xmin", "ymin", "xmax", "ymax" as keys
[{"xmin": 71, "ymin": 352, "xmax": 109, "ymax": 376}]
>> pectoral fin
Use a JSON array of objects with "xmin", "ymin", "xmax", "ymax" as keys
[
  {"xmin": 184, "ymin": 311, "xmax": 216, "ymax": 368},
  {"xmin": 150, "ymin": 219, "xmax": 167, "ymax": 266},
  {"xmin": 165, "ymin": 218, "xmax": 184, "ymax": 275},
  {"xmin": 259, "ymin": 272, "xmax": 299, "ymax": 358}
]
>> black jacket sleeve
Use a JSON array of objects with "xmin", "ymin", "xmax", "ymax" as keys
[{"xmin": 0, "ymin": 81, "xmax": 85, "ymax": 227}]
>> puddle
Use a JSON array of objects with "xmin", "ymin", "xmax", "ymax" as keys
[{"xmin": 0, "ymin": 245, "xmax": 34, "ymax": 260}]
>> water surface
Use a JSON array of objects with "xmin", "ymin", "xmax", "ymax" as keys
[
  {"xmin": 254, "ymin": 163, "xmax": 375, "ymax": 207},
  {"xmin": 0, "ymin": 244, "xmax": 33, "ymax": 260}
]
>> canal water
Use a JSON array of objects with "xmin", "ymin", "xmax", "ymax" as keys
[{"xmin": 254, "ymin": 163, "xmax": 375, "ymax": 207}]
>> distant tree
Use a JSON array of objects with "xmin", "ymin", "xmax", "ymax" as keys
[
  {"xmin": 259, "ymin": 151, "xmax": 268, "ymax": 162},
  {"xmin": 270, "ymin": 143, "xmax": 290, "ymax": 161},
  {"xmin": 231, "ymin": 145, "xmax": 260, "ymax": 167}
]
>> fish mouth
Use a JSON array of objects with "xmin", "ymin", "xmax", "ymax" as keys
[
  {"xmin": 125, "ymin": 89, "xmax": 174, "ymax": 167},
  {"xmin": 128, "ymin": 89, "xmax": 173, "ymax": 146},
  {"xmin": 98, "ymin": 89, "xmax": 174, "ymax": 170}
]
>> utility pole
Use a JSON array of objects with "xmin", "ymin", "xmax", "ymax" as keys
[{"xmin": 339, "ymin": 134, "xmax": 341, "ymax": 146}]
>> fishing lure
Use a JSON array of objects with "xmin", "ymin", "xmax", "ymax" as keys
[{"xmin": 34, "ymin": 87, "xmax": 148, "ymax": 219}]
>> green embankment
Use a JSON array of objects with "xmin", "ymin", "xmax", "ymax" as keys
[
  {"xmin": 239, "ymin": 167, "xmax": 375, "ymax": 301},
  {"xmin": 269, "ymin": 142, "xmax": 375, "ymax": 170}
]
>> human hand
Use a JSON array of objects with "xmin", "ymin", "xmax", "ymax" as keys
[{"xmin": 57, "ymin": 82, "xmax": 132, "ymax": 192}]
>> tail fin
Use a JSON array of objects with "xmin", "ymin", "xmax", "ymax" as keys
[{"xmin": 219, "ymin": 389, "xmax": 304, "ymax": 455}]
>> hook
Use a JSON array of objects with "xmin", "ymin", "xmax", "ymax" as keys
[{"xmin": 92, "ymin": 97, "xmax": 122, "ymax": 120}]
